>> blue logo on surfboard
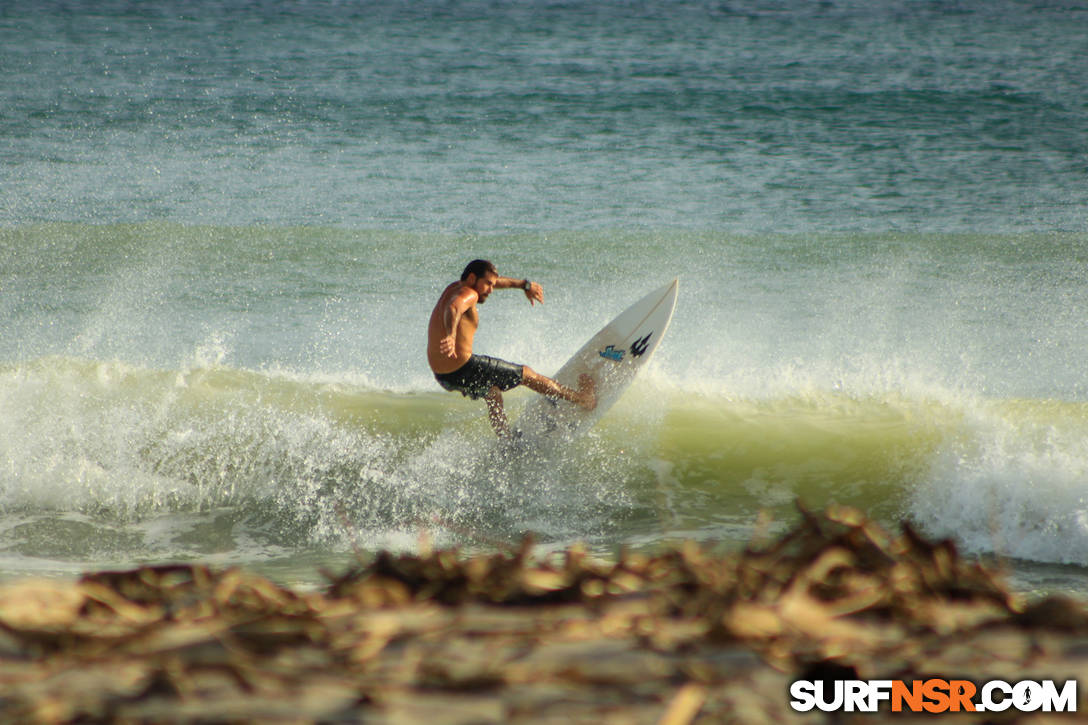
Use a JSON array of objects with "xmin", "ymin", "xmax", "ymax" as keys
[
  {"xmin": 600, "ymin": 332, "xmax": 654, "ymax": 362},
  {"xmin": 599, "ymin": 345, "xmax": 625, "ymax": 362}
]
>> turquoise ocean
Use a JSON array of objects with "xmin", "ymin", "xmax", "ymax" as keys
[{"xmin": 2, "ymin": 1, "xmax": 1087, "ymax": 595}]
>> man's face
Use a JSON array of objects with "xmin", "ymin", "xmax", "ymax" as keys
[{"xmin": 471, "ymin": 271, "xmax": 498, "ymax": 303}]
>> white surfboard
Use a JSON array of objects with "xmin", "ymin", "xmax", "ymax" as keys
[{"xmin": 517, "ymin": 278, "xmax": 678, "ymax": 440}]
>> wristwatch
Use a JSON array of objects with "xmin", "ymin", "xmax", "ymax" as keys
[{"xmin": 522, "ymin": 279, "xmax": 532, "ymax": 291}]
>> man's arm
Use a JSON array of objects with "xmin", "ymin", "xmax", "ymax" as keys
[
  {"xmin": 495, "ymin": 276, "xmax": 543, "ymax": 306},
  {"xmin": 439, "ymin": 286, "xmax": 477, "ymax": 356}
]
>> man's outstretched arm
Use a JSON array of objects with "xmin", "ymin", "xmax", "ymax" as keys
[{"xmin": 495, "ymin": 276, "xmax": 543, "ymax": 306}]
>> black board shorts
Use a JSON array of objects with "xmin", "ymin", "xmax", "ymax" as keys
[{"xmin": 434, "ymin": 355, "xmax": 525, "ymax": 400}]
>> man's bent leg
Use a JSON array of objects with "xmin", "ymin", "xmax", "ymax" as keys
[
  {"xmin": 522, "ymin": 367, "xmax": 596, "ymax": 410},
  {"xmin": 484, "ymin": 386, "xmax": 512, "ymax": 438}
]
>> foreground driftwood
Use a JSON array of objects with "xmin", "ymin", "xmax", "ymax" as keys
[{"xmin": 1, "ymin": 506, "xmax": 1086, "ymax": 723}]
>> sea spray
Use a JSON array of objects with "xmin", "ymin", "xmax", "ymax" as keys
[
  {"xmin": 910, "ymin": 398, "xmax": 1088, "ymax": 565},
  {"xmin": 0, "ymin": 356, "xmax": 643, "ymax": 568}
]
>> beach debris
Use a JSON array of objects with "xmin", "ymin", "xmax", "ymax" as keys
[{"xmin": 0, "ymin": 506, "xmax": 1085, "ymax": 722}]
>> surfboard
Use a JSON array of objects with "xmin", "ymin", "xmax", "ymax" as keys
[{"xmin": 516, "ymin": 278, "xmax": 678, "ymax": 440}]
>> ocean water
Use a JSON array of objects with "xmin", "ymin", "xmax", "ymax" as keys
[{"xmin": 1, "ymin": 1, "xmax": 1086, "ymax": 595}]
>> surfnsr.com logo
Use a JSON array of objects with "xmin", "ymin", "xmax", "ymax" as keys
[{"xmin": 789, "ymin": 679, "xmax": 1078, "ymax": 714}]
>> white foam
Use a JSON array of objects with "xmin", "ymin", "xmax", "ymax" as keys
[{"xmin": 910, "ymin": 398, "xmax": 1088, "ymax": 565}]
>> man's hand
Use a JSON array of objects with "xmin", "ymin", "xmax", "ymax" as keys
[
  {"xmin": 524, "ymin": 281, "xmax": 543, "ymax": 306},
  {"xmin": 439, "ymin": 334, "xmax": 457, "ymax": 357}
]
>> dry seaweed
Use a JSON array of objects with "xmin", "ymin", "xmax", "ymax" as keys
[{"xmin": 0, "ymin": 507, "xmax": 1085, "ymax": 723}]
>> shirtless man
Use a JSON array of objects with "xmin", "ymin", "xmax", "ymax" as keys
[{"xmin": 428, "ymin": 259, "xmax": 596, "ymax": 437}]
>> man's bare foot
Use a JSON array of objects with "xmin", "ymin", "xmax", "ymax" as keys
[{"xmin": 577, "ymin": 374, "xmax": 597, "ymax": 411}]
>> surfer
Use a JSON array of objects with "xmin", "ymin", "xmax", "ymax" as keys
[{"xmin": 428, "ymin": 259, "xmax": 596, "ymax": 438}]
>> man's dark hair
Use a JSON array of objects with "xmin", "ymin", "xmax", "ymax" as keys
[{"xmin": 461, "ymin": 259, "xmax": 497, "ymax": 281}]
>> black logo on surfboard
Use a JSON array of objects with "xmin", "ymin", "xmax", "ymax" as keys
[{"xmin": 630, "ymin": 333, "xmax": 652, "ymax": 357}]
